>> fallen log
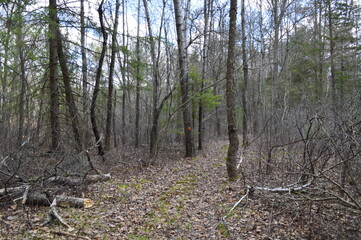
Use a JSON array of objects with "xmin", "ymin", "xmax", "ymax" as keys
[
  {"xmin": 46, "ymin": 173, "xmax": 111, "ymax": 186},
  {"xmin": 0, "ymin": 173, "xmax": 109, "ymax": 208},
  {"xmin": 0, "ymin": 174, "xmax": 111, "ymax": 197},
  {"xmin": 25, "ymin": 192, "xmax": 93, "ymax": 208}
]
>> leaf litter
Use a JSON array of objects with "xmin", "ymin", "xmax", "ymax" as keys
[{"xmin": 0, "ymin": 141, "xmax": 360, "ymax": 239}]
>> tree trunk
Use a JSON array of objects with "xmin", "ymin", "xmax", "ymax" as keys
[
  {"xmin": 16, "ymin": 2, "xmax": 26, "ymax": 146},
  {"xmin": 49, "ymin": 0, "xmax": 61, "ymax": 150},
  {"xmin": 173, "ymin": 0, "xmax": 195, "ymax": 158},
  {"xmin": 90, "ymin": 0, "xmax": 107, "ymax": 156},
  {"xmin": 105, "ymin": 0, "xmax": 120, "ymax": 150},
  {"xmin": 135, "ymin": 0, "xmax": 141, "ymax": 148},
  {"xmin": 80, "ymin": 0, "xmax": 89, "ymax": 136},
  {"xmin": 56, "ymin": 25, "xmax": 83, "ymax": 151},
  {"xmin": 121, "ymin": 0, "xmax": 127, "ymax": 146},
  {"xmin": 327, "ymin": 0, "xmax": 337, "ymax": 126},
  {"xmin": 198, "ymin": 0, "xmax": 210, "ymax": 150},
  {"xmin": 142, "ymin": 0, "xmax": 161, "ymax": 158},
  {"xmin": 241, "ymin": 0, "xmax": 248, "ymax": 146},
  {"xmin": 225, "ymin": 0, "xmax": 240, "ymax": 182}
]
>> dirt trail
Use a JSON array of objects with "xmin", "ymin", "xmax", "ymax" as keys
[
  {"xmin": 2, "ymin": 141, "xmax": 360, "ymax": 239},
  {"xmin": 86, "ymin": 141, "xmax": 235, "ymax": 239}
]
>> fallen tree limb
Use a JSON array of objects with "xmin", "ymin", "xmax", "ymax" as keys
[
  {"xmin": 46, "ymin": 173, "xmax": 111, "ymax": 186},
  {"xmin": 25, "ymin": 193, "xmax": 93, "ymax": 208},
  {"xmin": 1, "ymin": 174, "xmax": 111, "ymax": 197},
  {"xmin": 42, "ymin": 198, "xmax": 73, "ymax": 230},
  {"xmin": 223, "ymin": 187, "xmax": 250, "ymax": 220},
  {"xmin": 13, "ymin": 184, "xmax": 30, "ymax": 205},
  {"xmin": 1, "ymin": 187, "xmax": 93, "ymax": 208},
  {"xmin": 250, "ymin": 179, "xmax": 360, "ymax": 211},
  {"xmin": 0, "ymin": 185, "xmax": 28, "ymax": 197},
  {"xmin": 252, "ymin": 181, "xmax": 312, "ymax": 193},
  {"xmin": 221, "ymin": 180, "xmax": 313, "ymax": 220}
]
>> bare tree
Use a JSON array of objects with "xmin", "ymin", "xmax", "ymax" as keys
[
  {"xmin": 16, "ymin": 1, "xmax": 26, "ymax": 146},
  {"xmin": 80, "ymin": 0, "xmax": 89, "ymax": 130},
  {"xmin": 241, "ymin": 0, "xmax": 248, "ymax": 146},
  {"xmin": 48, "ymin": 0, "xmax": 60, "ymax": 150},
  {"xmin": 173, "ymin": 0, "xmax": 195, "ymax": 157},
  {"xmin": 135, "ymin": 0, "xmax": 141, "ymax": 148},
  {"xmin": 105, "ymin": 0, "xmax": 120, "ymax": 150},
  {"xmin": 198, "ymin": 0, "xmax": 210, "ymax": 150},
  {"xmin": 90, "ymin": 0, "xmax": 107, "ymax": 156},
  {"xmin": 225, "ymin": 0, "xmax": 240, "ymax": 181}
]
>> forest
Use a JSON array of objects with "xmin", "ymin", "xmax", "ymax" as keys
[{"xmin": 0, "ymin": 0, "xmax": 360, "ymax": 239}]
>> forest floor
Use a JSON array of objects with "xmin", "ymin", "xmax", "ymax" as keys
[{"xmin": 0, "ymin": 140, "xmax": 360, "ymax": 239}]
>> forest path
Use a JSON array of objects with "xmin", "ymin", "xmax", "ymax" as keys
[
  {"xmin": 4, "ymin": 141, "xmax": 359, "ymax": 239},
  {"xmin": 85, "ymin": 140, "xmax": 239, "ymax": 239}
]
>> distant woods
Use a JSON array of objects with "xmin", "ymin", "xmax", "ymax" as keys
[{"xmin": 0, "ymin": 0, "xmax": 360, "ymax": 180}]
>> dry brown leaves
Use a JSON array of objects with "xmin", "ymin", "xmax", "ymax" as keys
[{"xmin": 0, "ymin": 141, "xmax": 360, "ymax": 239}]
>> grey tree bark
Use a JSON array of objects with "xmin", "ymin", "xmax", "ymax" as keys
[
  {"xmin": 16, "ymin": 2, "xmax": 26, "ymax": 146},
  {"xmin": 49, "ymin": 0, "xmax": 61, "ymax": 150},
  {"xmin": 90, "ymin": 0, "xmax": 107, "ymax": 156},
  {"xmin": 105, "ymin": 0, "xmax": 120, "ymax": 150},
  {"xmin": 225, "ymin": 0, "xmax": 240, "ymax": 181},
  {"xmin": 173, "ymin": 0, "xmax": 195, "ymax": 158},
  {"xmin": 241, "ymin": 0, "xmax": 248, "ymax": 146}
]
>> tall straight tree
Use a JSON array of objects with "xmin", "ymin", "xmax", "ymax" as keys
[
  {"xmin": 225, "ymin": 0, "xmax": 240, "ymax": 181},
  {"xmin": 241, "ymin": 0, "xmax": 248, "ymax": 146},
  {"xmin": 143, "ymin": 0, "xmax": 173, "ymax": 160},
  {"xmin": 48, "ymin": 0, "xmax": 60, "ymax": 150},
  {"xmin": 270, "ymin": 0, "xmax": 287, "ymax": 121},
  {"xmin": 105, "ymin": 0, "xmax": 120, "ymax": 150},
  {"xmin": 16, "ymin": 1, "xmax": 26, "ymax": 146},
  {"xmin": 120, "ymin": 0, "xmax": 127, "ymax": 145},
  {"xmin": 173, "ymin": 0, "xmax": 195, "ymax": 157},
  {"xmin": 326, "ymin": 0, "xmax": 337, "ymax": 126},
  {"xmin": 142, "ymin": 0, "xmax": 160, "ymax": 158},
  {"xmin": 80, "ymin": 0, "xmax": 88, "ymax": 121},
  {"xmin": 134, "ymin": 0, "xmax": 141, "ymax": 148},
  {"xmin": 198, "ymin": 0, "xmax": 210, "ymax": 150}
]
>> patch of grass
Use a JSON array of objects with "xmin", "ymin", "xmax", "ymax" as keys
[
  {"xmin": 118, "ymin": 183, "xmax": 129, "ymax": 190},
  {"xmin": 217, "ymin": 223, "xmax": 230, "ymax": 237},
  {"xmin": 146, "ymin": 174, "xmax": 199, "ymax": 228},
  {"xmin": 191, "ymin": 156, "xmax": 200, "ymax": 161},
  {"xmin": 132, "ymin": 183, "xmax": 142, "ymax": 190},
  {"xmin": 138, "ymin": 178, "xmax": 151, "ymax": 184},
  {"xmin": 184, "ymin": 223, "xmax": 191, "ymax": 230}
]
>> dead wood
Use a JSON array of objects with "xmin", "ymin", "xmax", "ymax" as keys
[
  {"xmin": 46, "ymin": 173, "xmax": 111, "ymax": 186},
  {"xmin": 25, "ymin": 192, "xmax": 93, "ymax": 208},
  {"xmin": 42, "ymin": 198, "xmax": 73, "ymax": 230},
  {"xmin": 0, "ymin": 174, "xmax": 108, "ymax": 208}
]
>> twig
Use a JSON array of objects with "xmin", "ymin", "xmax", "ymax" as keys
[
  {"xmin": 318, "ymin": 173, "xmax": 361, "ymax": 210},
  {"xmin": 21, "ymin": 185, "xmax": 30, "ymax": 205},
  {"xmin": 13, "ymin": 184, "xmax": 30, "ymax": 205},
  {"xmin": 85, "ymin": 150, "xmax": 101, "ymax": 175},
  {"xmin": 252, "ymin": 180, "xmax": 313, "ymax": 193},
  {"xmin": 42, "ymin": 198, "xmax": 74, "ymax": 231},
  {"xmin": 223, "ymin": 187, "xmax": 250, "ymax": 220}
]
